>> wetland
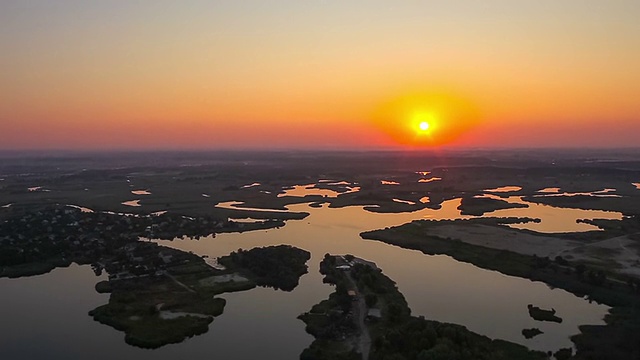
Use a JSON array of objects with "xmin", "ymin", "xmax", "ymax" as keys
[{"xmin": 1, "ymin": 149, "xmax": 640, "ymax": 359}]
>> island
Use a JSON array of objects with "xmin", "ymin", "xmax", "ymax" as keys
[
  {"xmin": 218, "ymin": 244, "xmax": 311, "ymax": 291},
  {"xmin": 457, "ymin": 196, "xmax": 528, "ymax": 216},
  {"xmin": 90, "ymin": 244, "xmax": 310, "ymax": 348},
  {"xmin": 521, "ymin": 328, "xmax": 543, "ymax": 339},
  {"xmin": 527, "ymin": 305, "xmax": 563, "ymax": 323}
]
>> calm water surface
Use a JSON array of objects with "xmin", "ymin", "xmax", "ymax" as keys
[
  {"xmin": 278, "ymin": 184, "xmax": 360, "ymax": 198},
  {"xmin": 154, "ymin": 200, "xmax": 611, "ymax": 356}
]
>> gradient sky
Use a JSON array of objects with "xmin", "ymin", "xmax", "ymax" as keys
[{"xmin": 1, "ymin": 1, "xmax": 639, "ymax": 150}]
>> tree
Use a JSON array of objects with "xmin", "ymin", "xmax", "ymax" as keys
[{"xmin": 365, "ymin": 294, "xmax": 378, "ymax": 307}]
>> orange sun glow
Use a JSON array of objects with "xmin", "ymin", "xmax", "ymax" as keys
[{"xmin": 371, "ymin": 90, "xmax": 480, "ymax": 147}]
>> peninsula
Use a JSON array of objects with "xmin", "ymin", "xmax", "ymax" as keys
[{"xmin": 299, "ymin": 254, "xmax": 546, "ymax": 360}]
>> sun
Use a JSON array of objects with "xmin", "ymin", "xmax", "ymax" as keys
[
  {"xmin": 371, "ymin": 90, "xmax": 480, "ymax": 146},
  {"xmin": 412, "ymin": 112, "xmax": 436, "ymax": 136}
]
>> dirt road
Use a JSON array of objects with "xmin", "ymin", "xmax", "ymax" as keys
[{"xmin": 345, "ymin": 272, "xmax": 371, "ymax": 360}]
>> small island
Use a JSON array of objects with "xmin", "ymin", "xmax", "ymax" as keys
[
  {"xmin": 521, "ymin": 328, "xmax": 543, "ymax": 339},
  {"xmin": 457, "ymin": 196, "xmax": 528, "ymax": 216},
  {"xmin": 218, "ymin": 244, "xmax": 311, "ymax": 291},
  {"xmin": 527, "ymin": 305, "xmax": 563, "ymax": 323}
]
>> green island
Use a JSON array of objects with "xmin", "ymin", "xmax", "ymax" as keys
[
  {"xmin": 521, "ymin": 328, "xmax": 543, "ymax": 339},
  {"xmin": 527, "ymin": 305, "xmax": 563, "ymax": 323},
  {"xmin": 457, "ymin": 196, "xmax": 529, "ymax": 216},
  {"xmin": 361, "ymin": 217, "xmax": 640, "ymax": 359},
  {"xmin": 89, "ymin": 244, "xmax": 310, "ymax": 348},
  {"xmin": 298, "ymin": 254, "xmax": 546, "ymax": 360},
  {"xmin": 218, "ymin": 244, "xmax": 311, "ymax": 291}
]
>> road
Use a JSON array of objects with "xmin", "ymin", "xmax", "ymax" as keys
[
  {"xmin": 165, "ymin": 272, "xmax": 196, "ymax": 293},
  {"xmin": 345, "ymin": 272, "xmax": 371, "ymax": 360}
]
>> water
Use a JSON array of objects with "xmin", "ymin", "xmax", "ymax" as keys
[
  {"xmin": 392, "ymin": 198, "xmax": 416, "ymax": 205},
  {"xmin": 0, "ymin": 194, "xmax": 618, "ymax": 359},
  {"xmin": 121, "ymin": 200, "xmax": 141, "ymax": 207},
  {"xmin": 152, "ymin": 200, "xmax": 611, "ymax": 355},
  {"xmin": 0, "ymin": 265, "xmax": 115, "ymax": 360},
  {"xmin": 539, "ymin": 187, "xmax": 561, "ymax": 193},
  {"xmin": 278, "ymin": 184, "xmax": 360, "ymax": 198},
  {"xmin": 418, "ymin": 177, "xmax": 442, "ymax": 183},
  {"xmin": 381, "ymin": 180, "xmax": 400, "ymax": 185},
  {"xmin": 532, "ymin": 188, "xmax": 621, "ymax": 198},
  {"xmin": 485, "ymin": 186, "xmax": 522, "ymax": 192},
  {"xmin": 482, "ymin": 195, "xmax": 622, "ymax": 232},
  {"xmin": 67, "ymin": 205, "xmax": 94, "ymax": 213}
]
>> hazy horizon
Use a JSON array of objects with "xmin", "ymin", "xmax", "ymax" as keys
[{"xmin": 2, "ymin": 145, "xmax": 640, "ymax": 154}]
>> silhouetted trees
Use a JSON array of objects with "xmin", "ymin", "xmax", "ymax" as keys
[{"xmin": 221, "ymin": 245, "xmax": 310, "ymax": 291}]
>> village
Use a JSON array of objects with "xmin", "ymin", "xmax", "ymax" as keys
[{"xmin": 0, "ymin": 205, "xmax": 281, "ymax": 279}]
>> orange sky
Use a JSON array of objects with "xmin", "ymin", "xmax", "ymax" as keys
[{"xmin": 1, "ymin": 1, "xmax": 639, "ymax": 150}]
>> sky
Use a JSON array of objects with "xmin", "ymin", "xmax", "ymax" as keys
[{"xmin": 1, "ymin": 1, "xmax": 639, "ymax": 150}]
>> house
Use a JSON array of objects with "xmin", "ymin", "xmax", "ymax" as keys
[
  {"xmin": 367, "ymin": 308, "xmax": 382, "ymax": 318},
  {"xmin": 158, "ymin": 252, "xmax": 174, "ymax": 264}
]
